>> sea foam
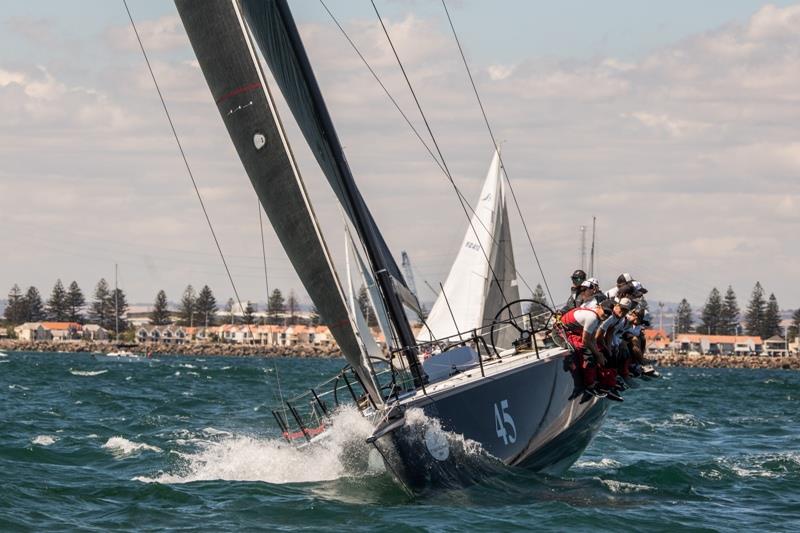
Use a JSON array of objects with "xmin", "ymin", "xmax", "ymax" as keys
[
  {"xmin": 70, "ymin": 369, "xmax": 108, "ymax": 377},
  {"xmin": 32, "ymin": 435, "xmax": 57, "ymax": 446},
  {"xmin": 135, "ymin": 407, "xmax": 380, "ymax": 484},
  {"xmin": 103, "ymin": 437, "xmax": 162, "ymax": 458}
]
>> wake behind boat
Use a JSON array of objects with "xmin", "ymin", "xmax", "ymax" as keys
[{"xmin": 163, "ymin": 0, "xmax": 655, "ymax": 493}]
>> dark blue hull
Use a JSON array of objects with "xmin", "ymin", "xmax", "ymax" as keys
[{"xmin": 372, "ymin": 352, "xmax": 610, "ymax": 492}]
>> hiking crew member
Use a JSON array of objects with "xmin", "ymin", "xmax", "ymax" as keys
[
  {"xmin": 606, "ymin": 273, "xmax": 633, "ymax": 300},
  {"xmin": 559, "ymin": 306, "xmax": 610, "ymax": 397},
  {"xmin": 560, "ymin": 269, "xmax": 587, "ymax": 313}
]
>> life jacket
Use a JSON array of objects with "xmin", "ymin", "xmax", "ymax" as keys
[
  {"xmin": 560, "ymin": 307, "xmax": 599, "ymax": 334},
  {"xmin": 559, "ymin": 307, "xmax": 599, "ymax": 350}
]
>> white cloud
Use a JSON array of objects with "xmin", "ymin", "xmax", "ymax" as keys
[
  {"xmin": 106, "ymin": 15, "xmax": 186, "ymax": 52},
  {"xmin": 2, "ymin": 4, "xmax": 800, "ymax": 309}
]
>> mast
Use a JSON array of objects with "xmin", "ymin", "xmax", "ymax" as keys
[
  {"xmin": 401, "ymin": 251, "xmax": 419, "ymax": 300},
  {"xmin": 579, "ymin": 225, "xmax": 586, "ymax": 272},
  {"xmin": 114, "ymin": 263, "xmax": 119, "ymax": 343},
  {"xmin": 240, "ymin": 0, "xmax": 425, "ymax": 386},
  {"xmin": 175, "ymin": 0, "xmax": 386, "ymax": 403}
]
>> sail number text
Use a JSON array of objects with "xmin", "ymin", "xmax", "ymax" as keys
[{"xmin": 494, "ymin": 400, "xmax": 517, "ymax": 445}]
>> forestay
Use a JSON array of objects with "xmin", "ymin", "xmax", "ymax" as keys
[{"xmin": 174, "ymin": 0, "xmax": 381, "ymax": 404}]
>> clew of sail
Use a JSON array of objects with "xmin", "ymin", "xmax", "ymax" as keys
[
  {"xmin": 175, "ymin": 0, "xmax": 381, "ymax": 405},
  {"xmin": 417, "ymin": 151, "xmax": 520, "ymax": 345}
]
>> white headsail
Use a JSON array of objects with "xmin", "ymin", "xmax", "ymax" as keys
[{"xmin": 418, "ymin": 151, "xmax": 520, "ymax": 345}]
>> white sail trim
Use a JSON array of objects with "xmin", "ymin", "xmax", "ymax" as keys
[
  {"xmin": 346, "ymin": 231, "xmax": 388, "ymax": 363},
  {"xmin": 417, "ymin": 151, "xmax": 503, "ymax": 343}
]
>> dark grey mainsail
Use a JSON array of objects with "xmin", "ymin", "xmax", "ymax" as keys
[
  {"xmin": 239, "ymin": 0, "xmax": 406, "ymax": 290},
  {"xmin": 239, "ymin": 0, "xmax": 425, "ymax": 385},
  {"xmin": 174, "ymin": 0, "xmax": 381, "ymax": 403}
]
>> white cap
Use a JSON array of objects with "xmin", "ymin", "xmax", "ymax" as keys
[{"xmin": 618, "ymin": 297, "xmax": 633, "ymax": 310}]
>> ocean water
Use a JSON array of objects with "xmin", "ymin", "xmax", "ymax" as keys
[{"xmin": 1, "ymin": 351, "xmax": 799, "ymax": 532}]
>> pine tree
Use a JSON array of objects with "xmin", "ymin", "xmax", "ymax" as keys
[
  {"xmin": 286, "ymin": 290, "xmax": 299, "ymax": 326},
  {"xmin": 179, "ymin": 285, "xmax": 197, "ymax": 327},
  {"xmin": 532, "ymin": 283, "xmax": 546, "ymax": 304},
  {"xmin": 150, "ymin": 290, "xmax": 171, "ymax": 325},
  {"xmin": 309, "ymin": 304, "xmax": 321, "ymax": 326},
  {"xmin": 243, "ymin": 302, "xmax": 256, "ymax": 325},
  {"xmin": 719, "ymin": 286, "xmax": 740, "ymax": 335},
  {"xmin": 110, "ymin": 288, "xmax": 129, "ymax": 332},
  {"xmin": 225, "ymin": 297, "xmax": 235, "ymax": 324},
  {"xmin": 676, "ymin": 298, "xmax": 693, "ymax": 333},
  {"xmin": 789, "ymin": 308, "xmax": 800, "ymax": 342},
  {"xmin": 356, "ymin": 285, "xmax": 378, "ymax": 327},
  {"xmin": 700, "ymin": 287, "xmax": 722, "ymax": 335},
  {"xmin": 196, "ymin": 285, "xmax": 217, "ymax": 327},
  {"xmin": 66, "ymin": 281, "xmax": 85, "ymax": 323},
  {"xmin": 46, "ymin": 279, "xmax": 68, "ymax": 321},
  {"xmin": 90, "ymin": 279, "xmax": 114, "ymax": 329},
  {"xmin": 763, "ymin": 293, "xmax": 781, "ymax": 339},
  {"xmin": 25, "ymin": 286, "xmax": 45, "ymax": 322},
  {"xmin": 267, "ymin": 289, "xmax": 284, "ymax": 325},
  {"xmin": 745, "ymin": 282, "xmax": 766, "ymax": 336},
  {"xmin": 4, "ymin": 284, "xmax": 27, "ymax": 324}
]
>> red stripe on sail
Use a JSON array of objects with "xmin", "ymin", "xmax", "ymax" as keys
[{"xmin": 216, "ymin": 82, "xmax": 262, "ymax": 104}]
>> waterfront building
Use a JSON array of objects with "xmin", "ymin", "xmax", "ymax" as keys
[
  {"xmin": 672, "ymin": 334, "xmax": 763, "ymax": 355},
  {"xmin": 136, "ymin": 325, "xmax": 188, "ymax": 344},
  {"xmin": 763, "ymin": 335, "xmax": 789, "ymax": 357},
  {"xmin": 81, "ymin": 324, "xmax": 109, "ymax": 341},
  {"xmin": 40, "ymin": 322, "xmax": 82, "ymax": 341},
  {"xmin": 14, "ymin": 323, "xmax": 50, "ymax": 342}
]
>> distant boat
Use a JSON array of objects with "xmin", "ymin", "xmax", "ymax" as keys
[{"xmin": 104, "ymin": 350, "xmax": 140, "ymax": 359}]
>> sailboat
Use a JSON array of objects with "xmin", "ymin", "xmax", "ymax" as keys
[{"xmin": 173, "ymin": 0, "xmax": 611, "ymax": 492}]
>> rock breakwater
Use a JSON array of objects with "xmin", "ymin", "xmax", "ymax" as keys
[
  {"xmin": 0, "ymin": 339, "xmax": 341, "ymax": 358},
  {"xmin": 653, "ymin": 352, "xmax": 800, "ymax": 370}
]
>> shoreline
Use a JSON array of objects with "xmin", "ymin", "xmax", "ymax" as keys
[
  {"xmin": 2, "ymin": 340, "xmax": 799, "ymax": 369},
  {"xmin": 651, "ymin": 352, "xmax": 800, "ymax": 370},
  {"xmin": 0, "ymin": 339, "xmax": 341, "ymax": 358}
]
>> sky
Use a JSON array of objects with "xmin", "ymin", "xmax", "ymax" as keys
[{"xmin": 1, "ymin": 1, "xmax": 799, "ymax": 313}]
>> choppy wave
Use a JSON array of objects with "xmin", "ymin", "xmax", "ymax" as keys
[
  {"xmin": 69, "ymin": 369, "xmax": 108, "ymax": 377},
  {"xmin": 136, "ymin": 407, "xmax": 381, "ymax": 484},
  {"xmin": 32, "ymin": 435, "xmax": 57, "ymax": 446},
  {"xmin": 103, "ymin": 437, "xmax": 163, "ymax": 458}
]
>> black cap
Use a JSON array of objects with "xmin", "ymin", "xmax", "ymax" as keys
[{"xmin": 571, "ymin": 269, "xmax": 587, "ymax": 282}]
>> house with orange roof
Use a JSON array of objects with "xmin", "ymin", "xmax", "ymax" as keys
[
  {"xmin": 40, "ymin": 322, "xmax": 82, "ymax": 340},
  {"xmin": 644, "ymin": 329, "xmax": 670, "ymax": 353},
  {"xmin": 310, "ymin": 326, "xmax": 334, "ymax": 347}
]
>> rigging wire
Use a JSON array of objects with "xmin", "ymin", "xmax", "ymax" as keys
[
  {"xmin": 369, "ymin": 0, "xmax": 511, "ymax": 310},
  {"xmin": 123, "ymin": 0, "xmax": 283, "ymax": 407},
  {"xmin": 258, "ymin": 200, "xmax": 285, "ymax": 409},
  {"xmin": 440, "ymin": 0, "xmax": 555, "ymax": 308},
  {"xmin": 318, "ymin": 0, "xmax": 533, "ymax": 296}
]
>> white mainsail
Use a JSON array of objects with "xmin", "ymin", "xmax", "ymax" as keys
[{"xmin": 418, "ymin": 150, "xmax": 519, "ymax": 344}]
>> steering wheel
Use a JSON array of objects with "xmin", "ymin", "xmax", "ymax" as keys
[{"xmin": 488, "ymin": 299, "xmax": 556, "ymax": 358}]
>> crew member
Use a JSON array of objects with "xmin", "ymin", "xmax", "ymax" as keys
[
  {"xmin": 558, "ymin": 305, "xmax": 618, "ymax": 399},
  {"xmin": 561, "ymin": 269, "xmax": 587, "ymax": 313},
  {"xmin": 606, "ymin": 273, "xmax": 634, "ymax": 300}
]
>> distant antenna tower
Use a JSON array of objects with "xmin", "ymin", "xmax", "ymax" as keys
[
  {"xmin": 579, "ymin": 226, "xmax": 587, "ymax": 272},
  {"xmin": 589, "ymin": 216, "xmax": 596, "ymax": 278},
  {"xmin": 401, "ymin": 251, "xmax": 419, "ymax": 299}
]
